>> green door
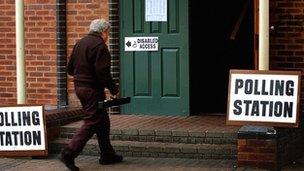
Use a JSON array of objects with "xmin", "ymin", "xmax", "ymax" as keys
[{"xmin": 120, "ymin": 0, "xmax": 189, "ymax": 116}]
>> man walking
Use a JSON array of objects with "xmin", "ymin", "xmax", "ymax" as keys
[{"xmin": 60, "ymin": 19, "xmax": 123, "ymax": 171}]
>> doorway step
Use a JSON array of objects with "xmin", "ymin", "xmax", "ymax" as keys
[{"xmin": 49, "ymin": 115, "xmax": 240, "ymax": 159}]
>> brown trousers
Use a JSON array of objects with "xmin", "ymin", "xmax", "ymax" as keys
[{"xmin": 67, "ymin": 86, "xmax": 114, "ymax": 158}]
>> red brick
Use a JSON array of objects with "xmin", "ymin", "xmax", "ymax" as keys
[
  {"xmin": 257, "ymin": 161, "xmax": 277, "ymax": 170},
  {"xmin": 37, "ymin": 0, "xmax": 51, "ymax": 3},
  {"xmin": 238, "ymin": 139, "xmax": 246, "ymax": 146},
  {"xmin": 278, "ymin": 3, "xmax": 294, "ymax": 8},
  {"xmin": 258, "ymin": 147, "xmax": 276, "ymax": 154},
  {"xmin": 238, "ymin": 160, "xmax": 259, "ymax": 167},
  {"xmin": 237, "ymin": 153, "xmax": 248, "ymax": 160},
  {"xmin": 47, "ymin": 127, "xmax": 60, "ymax": 142},
  {"xmin": 238, "ymin": 146, "xmax": 257, "ymax": 153},
  {"xmin": 248, "ymin": 154, "xmax": 276, "ymax": 161}
]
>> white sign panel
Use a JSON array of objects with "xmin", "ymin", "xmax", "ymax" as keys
[
  {"xmin": 145, "ymin": 0, "xmax": 167, "ymax": 22},
  {"xmin": 0, "ymin": 105, "xmax": 46, "ymax": 152},
  {"xmin": 125, "ymin": 37, "xmax": 159, "ymax": 51},
  {"xmin": 227, "ymin": 70, "xmax": 301, "ymax": 127}
]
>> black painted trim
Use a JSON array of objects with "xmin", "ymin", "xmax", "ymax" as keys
[{"xmin": 56, "ymin": 0, "xmax": 67, "ymax": 108}]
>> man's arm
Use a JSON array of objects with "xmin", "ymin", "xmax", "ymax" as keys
[
  {"xmin": 67, "ymin": 43, "xmax": 79, "ymax": 76},
  {"xmin": 94, "ymin": 44, "xmax": 119, "ymax": 95}
]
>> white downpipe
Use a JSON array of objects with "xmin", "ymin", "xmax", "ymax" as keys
[
  {"xmin": 16, "ymin": 0, "xmax": 26, "ymax": 104},
  {"xmin": 258, "ymin": 0, "xmax": 269, "ymax": 70}
]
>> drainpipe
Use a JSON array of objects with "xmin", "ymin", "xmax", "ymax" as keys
[
  {"xmin": 16, "ymin": 0, "xmax": 26, "ymax": 104},
  {"xmin": 56, "ymin": 0, "xmax": 67, "ymax": 108},
  {"xmin": 258, "ymin": 0, "xmax": 269, "ymax": 70}
]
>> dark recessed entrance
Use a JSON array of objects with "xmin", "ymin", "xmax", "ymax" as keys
[{"xmin": 190, "ymin": 1, "xmax": 254, "ymax": 115}]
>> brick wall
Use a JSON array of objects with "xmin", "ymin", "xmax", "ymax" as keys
[
  {"xmin": 0, "ymin": 0, "xmax": 15, "ymax": 103},
  {"xmin": 269, "ymin": 0, "xmax": 304, "ymax": 101},
  {"xmin": 238, "ymin": 138, "xmax": 277, "ymax": 170},
  {"xmin": 0, "ymin": 0, "xmax": 111, "ymax": 106},
  {"xmin": 0, "ymin": 0, "xmax": 303, "ymax": 111},
  {"xmin": 66, "ymin": 0, "xmax": 110, "ymax": 107},
  {"xmin": 0, "ymin": 0, "xmax": 57, "ymax": 105},
  {"xmin": 237, "ymin": 1, "xmax": 304, "ymax": 168},
  {"xmin": 269, "ymin": 1, "xmax": 304, "ymax": 168},
  {"xmin": 277, "ymin": 127, "xmax": 304, "ymax": 168}
]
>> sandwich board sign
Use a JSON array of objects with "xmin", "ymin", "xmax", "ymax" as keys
[
  {"xmin": 0, "ymin": 105, "xmax": 47, "ymax": 156},
  {"xmin": 226, "ymin": 70, "xmax": 301, "ymax": 128}
]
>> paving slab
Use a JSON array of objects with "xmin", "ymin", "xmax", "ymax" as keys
[
  {"xmin": 1, "ymin": 155, "xmax": 236, "ymax": 171},
  {"xmin": 1, "ymin": 154, "xmax": 304, "ymax": 171}
]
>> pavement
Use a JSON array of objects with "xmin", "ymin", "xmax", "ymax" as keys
[
  {"xmin": 1, "ymin": 154, "xmax": 304, "ymax": 171},
  {"xmin": 1, "ymin": 114, "xmax": 303, "ymax": 171}
]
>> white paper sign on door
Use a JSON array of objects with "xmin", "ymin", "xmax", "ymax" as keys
[{"xmin": 145, "ymin": 0, "xmax": 167, "ymax": 22}]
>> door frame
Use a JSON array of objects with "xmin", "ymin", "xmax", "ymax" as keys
[
  {"xmin": 118, "ymin": 0, "xmax": 190, "ymax": 116},
  {"xmin": 116, "ymin": 0, "xmax": 259, "ymax": 115},
  {"xmin": 254, "ymin": 0, "xmax": 259, "ymax": 69}
]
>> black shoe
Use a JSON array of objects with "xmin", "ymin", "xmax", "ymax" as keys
[
  {"xmin": 59, "ymin": 149, "xmax": 79, "ymax": 171},
  {"xmin": 99, "ymin": 154, "xmax": 123, "ymax": 165}
]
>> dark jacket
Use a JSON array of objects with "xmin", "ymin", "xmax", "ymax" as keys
[{"xmin": 67, "ymin": 31, "xmax": 118, "ymax": 95}]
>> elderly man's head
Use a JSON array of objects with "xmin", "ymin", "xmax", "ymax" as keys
[
  {"xmin": 89, "ymin": 19, "xmax": 110, "ymax": 32},
  {"xmin": 89, "ymin": 19, "xmax": 110, "ymax": 40}
]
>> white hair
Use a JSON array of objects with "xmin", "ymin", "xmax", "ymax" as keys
[{"xmin": 89, "ymin": 19, "xmax": 111, "ymax": 33}]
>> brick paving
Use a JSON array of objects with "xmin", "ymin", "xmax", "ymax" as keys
[
  {"xmin": 2, "ymin": 114, "xmax": 304, "ymax": 170},
  {"xmin": 61, "ymin": 114, "xmax": 240, "ymax": 147},
  {"xmin": 49, "ymin": 114, "xmax": 239, "ymax": 159},
  {"xmin": 67, "ymin": 114, "xmax": 240, "ymax": 133},
  {"xmin": 0, "ymin": 155, "xmax": 236, "ymax": 171},
  {"xmin": 1, "ymin": 154, "xmax": 304, "ymax": 171}
]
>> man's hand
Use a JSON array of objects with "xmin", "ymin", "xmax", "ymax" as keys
[
  {"xmin": 104, "ymin": 88, "xmax": 120, "ymax": 100},
  {"xmin": 113, "ymin": 92, "xmax": 120, "ymax": 99}
]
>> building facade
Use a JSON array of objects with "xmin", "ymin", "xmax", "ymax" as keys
[
  {"xmin": 0, "ymin": 0, "xmax": 304, "ymax": 169},
  {"xmin": 0, "ymin": 0, "xmax": 303, "ymax": 116}
]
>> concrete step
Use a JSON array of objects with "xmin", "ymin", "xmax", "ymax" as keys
[
  {"xmin": 60, "ymin": 125, "xmax": 237, "ymax": 145},
  {"xmin": 49, "ymin": 138, "xmax": 237, "ymax": 160}
]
